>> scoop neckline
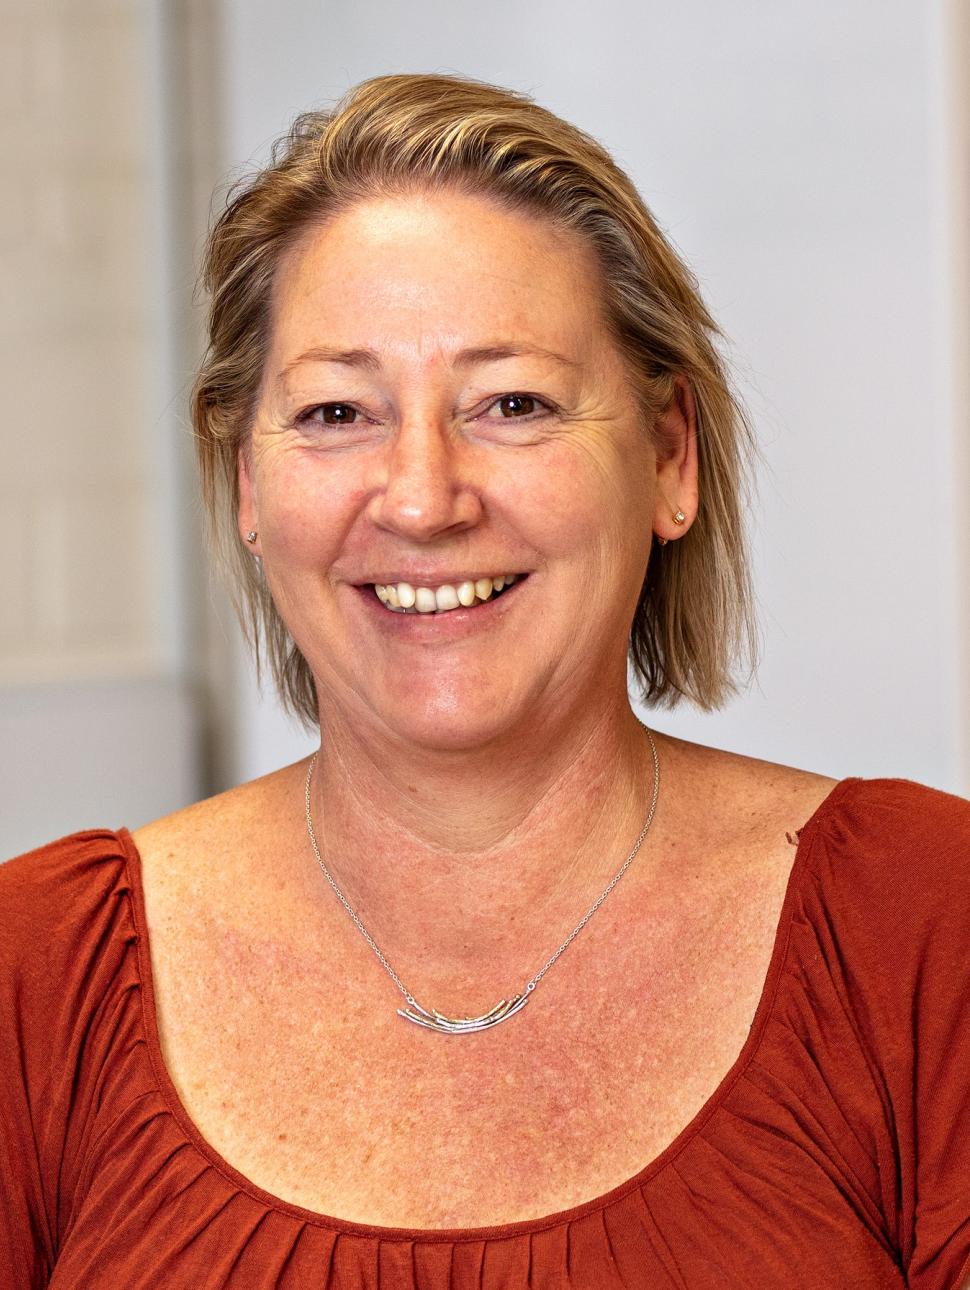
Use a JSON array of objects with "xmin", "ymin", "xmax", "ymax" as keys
[{"xmin": 118, "ymin": 775, "xmax": 858, "ymax": 1245}]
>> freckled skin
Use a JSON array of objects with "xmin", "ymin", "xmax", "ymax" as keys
[{"xmin": 137, "ymin": 760, "xmax": 840, "ymax": 1228}]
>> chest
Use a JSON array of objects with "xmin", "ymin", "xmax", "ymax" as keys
[{"xmin": 145, "ymin": 860, "xmax": 788, "ymax": 1229}]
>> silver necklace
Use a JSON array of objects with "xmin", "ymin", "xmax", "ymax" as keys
[{"xmin": 303, "ymin": 723, "xmax": 660, "ymax": 1035}]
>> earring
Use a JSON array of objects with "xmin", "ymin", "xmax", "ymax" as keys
[
  {"xmin": 656, "ymin": 535, "xmax": 669, "ymax": 546},
  {"xmin": 673, "ymin": 510, "xmax": 686, "ymax": 525},
  {"xmin": 246, "ymin": 530, "xmax": 258, "ymax": 544}
]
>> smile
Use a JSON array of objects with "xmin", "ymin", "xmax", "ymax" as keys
[{"xmin": 373, "ymin": 575, "xmax": 520, "ymax": 614}]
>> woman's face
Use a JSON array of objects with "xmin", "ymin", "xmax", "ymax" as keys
[{"xmin": 240, "ymin": 190, "xmax": 693, "ymax": 750}]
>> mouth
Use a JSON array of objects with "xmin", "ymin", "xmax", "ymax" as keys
[{"xmin": 368, "ymin": 574, "xmax": 524, "ymax": 615}]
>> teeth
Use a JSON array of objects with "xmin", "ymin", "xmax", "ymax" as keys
[{"xmin": 372, "ymin": 575, "xmax": 521, "ymax": 614}]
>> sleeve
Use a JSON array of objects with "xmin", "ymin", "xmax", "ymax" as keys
[
  {"xmin": 0, "ymin": 832, "xmax": 127, "ymax": 1288},
  {"xmin": 903, "ymin": 783, "xmax": 970, "ymax": 1290},
  {"xmin": 821, "ymin": 779, "xmax": 970, "ymax": 1289},
  {"xmin": 0, "ymin": 844, "xmax": 60, "ymax": 1288}
]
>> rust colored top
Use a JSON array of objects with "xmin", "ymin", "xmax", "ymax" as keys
[{"xmin": 2, "ymin": 777, "xmax": 969, "ymax": 1289}]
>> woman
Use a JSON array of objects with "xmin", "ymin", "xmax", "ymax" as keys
[{"xmin": 2, "ymin": 73, "xmax": 968, "ymax": 1289}]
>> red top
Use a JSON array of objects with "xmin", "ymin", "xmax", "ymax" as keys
[{"xmin": 1, "ymin": 776, "xmax": 969, "ymax": 1289}]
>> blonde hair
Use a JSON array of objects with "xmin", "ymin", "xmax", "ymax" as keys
[{"xmin": 193, "ymin": 72, "xmax": 758, "ymax": 724}]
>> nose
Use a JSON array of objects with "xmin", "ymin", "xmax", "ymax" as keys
[{"xmin": 371, "ymin": 415, "xmax": 483, "ymax": 541}]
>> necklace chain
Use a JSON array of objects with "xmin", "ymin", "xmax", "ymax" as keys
[{"xmin": 303, "ymin": 722, "xmax": 660, "ymax": 1028}]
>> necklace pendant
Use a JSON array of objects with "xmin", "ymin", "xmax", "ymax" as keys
[{"xmin": 397, "ymin": 992, "xmax": 530, "ymax": 1034}]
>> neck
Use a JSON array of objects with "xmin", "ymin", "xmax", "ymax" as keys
[{"xmin": 305, "ymin": 696, "xmax": 662, "ymax": 992}]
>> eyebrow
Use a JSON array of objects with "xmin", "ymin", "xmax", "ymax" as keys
[
  {"xmin": 275, "ymin": 341, "xmax": 580, "ymax": 388},
  {"xmin": 453, "ymin": 343, "xmax": 580, "ymax": 371}
]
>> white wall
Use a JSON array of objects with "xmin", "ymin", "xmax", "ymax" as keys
[
  {"xmin": 0, "ymin": 3, "xmax": 199, "ymax": 857},
  {"xmin": 214, "ymin": 0, "xmax": 969, "ymax": 794},
  {"xmin": 0, "ymin": 678, "xmax": 200, "ymax": 857}
]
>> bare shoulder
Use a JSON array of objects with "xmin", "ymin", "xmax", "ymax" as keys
[
  {"xmin": 129, "ymin": 761, "xmax": 317, "ymax": 1025},
  {"xmin": 644, "ymin": 733, "xmax": 843, "ymax": 976},
  {"xmin": 130, "ymin": 759, "xmax": 310, "ymax": 897},
  {"xmin": 652, "ymin": 730, "xmax": 842, "ymax": 851}
]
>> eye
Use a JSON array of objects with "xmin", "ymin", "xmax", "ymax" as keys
[
  {"xmin": 300, "ymin": 402, "xmax": 359, "ymax": 425},
  {"xmin": 485, "ymin": 393, "xmax": 548, "ymax": 419}
]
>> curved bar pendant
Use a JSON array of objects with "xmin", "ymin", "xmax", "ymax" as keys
[{"xmin": 397, "ymin": 991, "xmax": 531, "ymax": 1034}]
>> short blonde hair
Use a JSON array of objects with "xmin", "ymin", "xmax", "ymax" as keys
[{"xmin": 193, "ymin": 72, "xmax": 758, "ymax": 724}]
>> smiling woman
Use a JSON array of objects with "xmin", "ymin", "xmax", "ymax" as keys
[
  {"xmin": 2, "ymin": 73, "xmax": 970, "ymax": 1290},
  {"xmin": 233, "ymin": 185, "xmax": 684, "ymax": 755},
  {"xmin": 195, "ymin": 76, "xmax": 756, "ymax": 727}
]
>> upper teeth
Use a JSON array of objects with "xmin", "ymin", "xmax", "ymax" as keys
[{"xmin": 374, "ymin": 575, "xmax": 517, "ymax": 613}]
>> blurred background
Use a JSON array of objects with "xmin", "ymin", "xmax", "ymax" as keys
[{"xmin": 2, "ymin": 0, "xmax": 968, "ymax": 856}]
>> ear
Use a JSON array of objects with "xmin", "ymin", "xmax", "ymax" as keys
[
  {"xmin": 651, "ymin": 375, "xmax": 699, "ymax": 542},
  {"xmin": 237, "ymin": 443, "xmax": 261, "ymax": 554}
]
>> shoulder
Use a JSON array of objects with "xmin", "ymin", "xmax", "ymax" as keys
[
  {"xmin": 805, "ymin": 775, "xmax": 970, "ymax": 944},
  {"xmin": 129, "ymin": 759, "xmax": 311, "ymax": 917},
  {"xmin": 0, "ymin": 829, "xmax": 130, "ymax": 967},
  {"xmin": 653, "ymin": 731, "xmax": 842, "ymax": 854},
  {"xmin": 0, "ymin": 831, "xmax": 138, "ymax": 1119},
  {"xmin": 654, "ymin": 732, "xmax": 969, "ymax": 912},
  {"xmin": 805, "ymin": 774, "xmax": 970, "ymax": 885},
  {"xmin": 707, "ymin": 746, "xmax": 970, "ymax": 930},
  {"xmin": 0, "ymin": 833, "xmax": 136, "ymax": 1020},
  {"xmin": 131, "ymin": 759, "xmax": 308, "ymax": 862},
  {"xmin": 653, "ymin": 731, "xmax": 969, "ymax": 857},
  {"xmin": 819, "ymin": 774, "xmax": 970, "ymax": 852}
]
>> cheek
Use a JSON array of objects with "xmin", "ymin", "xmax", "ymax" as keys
[
  {"xmin": 257, "ymin": 454, "xmax": 368, "ymax": 566},
  {"xmin": 509, "ymin": 440, "xmax": 652, "ymax": 567}
]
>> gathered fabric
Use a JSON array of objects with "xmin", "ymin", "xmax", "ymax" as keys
[{"xmin": 1, "ymin": 776, "xmax": 969, "ymax": 1289}]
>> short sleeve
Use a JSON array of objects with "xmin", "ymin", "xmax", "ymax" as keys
[
  {"xmin": 815, "ymin": 779, "xmax": 970, "ymax": 1287},
  {"xmin": 0, "ymin": 831, "xmax": 131, "ymax": 1288}
]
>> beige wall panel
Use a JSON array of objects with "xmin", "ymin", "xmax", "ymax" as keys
[
  {"xmin": 1, "ymin": 1, "xmax": 160, "ymax": 682},
  {"xmin": 2, "ymin": 337, "xmax": 150, "ymax": 481}
]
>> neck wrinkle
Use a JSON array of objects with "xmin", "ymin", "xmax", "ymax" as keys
[{"xmin": 303, "ymin": 702, "xmax": 660, "ymax": 970}]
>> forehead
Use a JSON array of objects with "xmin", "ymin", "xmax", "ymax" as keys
[{"xmin": 268, "ymin": 190, "xmax": 609, "ymax": 366}]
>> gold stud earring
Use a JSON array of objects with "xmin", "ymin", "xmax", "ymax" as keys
[
  {"xmin": 246, "ymin": 530, "xmax": 258, "ymax": 544},
  {"xmin": 673, "ymin": 510, "xmax": 686, "ymax": 525}
]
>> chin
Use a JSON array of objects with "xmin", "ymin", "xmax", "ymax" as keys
[{"xmin": 369, "ymin": 690, "xmax": 524, "ymax": 754}]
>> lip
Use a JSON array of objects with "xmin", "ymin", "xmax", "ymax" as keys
[{"xmin": 352, "ymin": 572, "xmax": 526, "ymax": 588}]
